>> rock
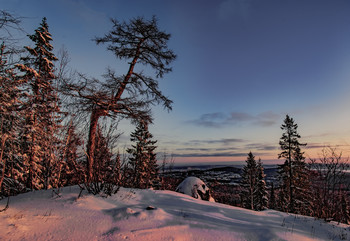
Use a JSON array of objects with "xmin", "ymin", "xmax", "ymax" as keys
[{"xmin": 175, "ymin": 177, "xmax": 215, "ymax": 202}]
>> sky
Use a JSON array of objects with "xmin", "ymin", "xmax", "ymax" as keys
[{"xmin": 2, "ymin": 0, "xmax": 350, "ymax": 165}]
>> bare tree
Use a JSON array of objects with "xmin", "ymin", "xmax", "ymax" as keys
[
  {"xmin": 0, "ymin": 10, "xmax": 23, "ymax": 61},
  {"xmin": 63, "ymin": 16, "xmax": 176, "ymax": 183},
  {"xmin": 309, "ymin": 147, "xmax": 350, "ymax": 222},
  {"xmin": 0, "ymin": 10, "xmax": 21, "ymax": 38}
]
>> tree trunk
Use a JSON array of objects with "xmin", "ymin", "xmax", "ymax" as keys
[
  {"xmin": 86, "ymin": 39, "xmax": 144, "ymax": 183},
  {"xmin": 113, "ymin": 39, "xmax": 143, "ymax": 102},
  {"xmin": 0, "ymin": 135, "xmax": 8, "ymax": 191},
  {"xmin": 288, "ymin": 133, "xmax": 294, "ymax": 213},
  {"xmin": 86, "ymin": 109, "xmax": 106, "ymax": 183}
]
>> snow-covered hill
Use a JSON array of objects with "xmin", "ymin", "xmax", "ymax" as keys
[{"xmin": 0, "ymin": 186, "xmax": 349, "ymax": 240}]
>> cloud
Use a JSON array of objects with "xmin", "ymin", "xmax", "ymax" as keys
[
  {"xmin": 172, "ymin": 152, "xmax": 248, "ymax": 158},
  {"xmin": 305, "ymin": 143, "xmax": 350, "ymax": 150},
  {"xmin": 188, "ymin": 138, "xmax": 246, "ymax": 145},
  {"xmin": 228, "ymin": 112, "xmax": 254, "ymax": 122},
  {"xmin": 186, "ymin": 112, "xmax": 227, "ymax": 128},
  {"xmin": 187, "ymin": 111, "xmax": 279, "ymax": 128},
  {"xmin": 244, "ymin": 143, "xmax": 278, "ymax": 151}
]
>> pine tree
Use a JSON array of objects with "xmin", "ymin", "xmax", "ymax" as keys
[
  {"xmin": 255, "ymin": 159, "xmax": 268, "ymax": 211},
  {"xmin": 17, "ymin": 17, "xmax": 62, "ymax": 190},
  {"xmin": 277, "ymin": 114, "xmax": 310, "ymax": 214},
  {"xmin": 240, "ymin": 152, "xmax": 257, "ymax": 210},
  {"xmin": 126, "ymin": 121, "xmax": 158, "ymax": 189}
]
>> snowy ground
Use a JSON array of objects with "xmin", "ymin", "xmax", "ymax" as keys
[{"xmin": 1, "ymin": 186, "xmax": 349, "ymax": 241}]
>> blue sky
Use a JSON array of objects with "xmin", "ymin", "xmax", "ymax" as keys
[{"xmin": 2, "ymin": 0, "xmax": 350, "ymax": 164}]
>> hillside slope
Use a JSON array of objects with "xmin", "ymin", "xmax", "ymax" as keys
[{"xmin": 0, "ymin": 186, "xmax": 349, "ymax": 240}]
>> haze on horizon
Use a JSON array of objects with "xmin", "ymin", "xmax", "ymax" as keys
[{"xmin": 2, "ymin": 0, "xmax": 350, "ymax": 164}]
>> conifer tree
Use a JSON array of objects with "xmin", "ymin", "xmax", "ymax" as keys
[
  {"xmin": 60, "ymin": 121, "xmax": 83, "ymax": 186},
  {"xmin": 277, "ymin": 115, "xmax": 310, "ymax": 214},
  {"xmin": 240, "ymin": 152, "xmax": 257, "ymax": 210},
  {"xmin": 126, "ymin": 121, "xmax": 158, "ymax": 189},
  {"xmin": 268, "ymin": 182, "xmax": 276, "ymax": 209},
  {"xmin": 17, "ymin": 17, "xmax": 62, "ymax": 190},
  {"xmin": 255, "ymin": 159, "xmax": 268, "ymax": 211},
  {"xmin": 339, "ymin": 194, "xmax": 350, "ymax": 224},
  {"xmin": 0, "ymin": 43, "xmax": 25, "ymax": 194},
  {"xmin": 92, "ymin": 125, "xmax": 113, "ymax": 183},
  {"xmin": 63, "ymin": 16, "xmax": 176, "ymax": 183}
]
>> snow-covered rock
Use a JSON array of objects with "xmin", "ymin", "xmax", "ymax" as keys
[{"xmin": 175, "ymin": 176, "xmax": 215, "ymax": 202}]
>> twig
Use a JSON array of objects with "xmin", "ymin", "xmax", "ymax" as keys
[{"xmin": 0, "ymin": 196, "xmax": 10, "ymax": 212}]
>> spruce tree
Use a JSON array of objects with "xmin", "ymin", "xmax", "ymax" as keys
[
  {"xmin": 277, "ymin": 114, "xmax": 310, "ymax": 214},
  {"xmin": 126, "ymin": 121, "xmax": 158, "ymax": 189},
  {"xmin": 0, "ymin": 43, "xmax": 25, "ymax": 195},
  {"xmin": 255, "ymin": 159, "xmax": 268, "ymax": 211},
  {"xmin": 17, "ymin": 17, "xmax": 62, "ymax": 190},
  {"xmin": 240, "ymin": 152, "xmax": 257, "ymax": 210}
]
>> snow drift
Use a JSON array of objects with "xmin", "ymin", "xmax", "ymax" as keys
[
  {"xmin": 0, "ymin": 186, "xmax": 349, "ymax": 240},
  {"xmin": 175, "ymin": 176, "xmax": 215, "ymax": 202}
]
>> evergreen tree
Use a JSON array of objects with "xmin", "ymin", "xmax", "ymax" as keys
[
  {"xmin": 126, "ymin": 121, "xmax": 158, "ymax": 189},
  {"xmin": 92, "ymin": 125, "xmax": 113, "ymax": 183},
  {"xmin": 60, "ymin": 121, "xmax": 83, "ymax": 186},
  {"xmin": 17, "ymin": 18, "xmax": 62, "ymax": 190},
  {"xmin": 240, "ymin": 152, "xmax": 257, "ymax": 210},
  {"xmin": 339, "ymin": 194, "xmax": 350, "ymax": 224},
  {"xmin": 277, "ymin": 115, "xmax": 310, "ymax": 214},
  {"xmin": 0, "ymin": 43, "xmax": 25, "ymax": 195},
  {"xmin": 85, "ymin": 124, "xmax": 120, "ymax": 195},
  {"xmin": 255, "ymin": 159, "xmax": 268, "ymax": 211},
  {"xmin": 268, "ymin": 182, "xmax": 276, "ymax": 209}
]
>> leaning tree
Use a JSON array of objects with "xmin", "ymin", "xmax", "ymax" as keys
[{"xmin": 64, "ymin": 16, "xmax": 176, "ymax": 183}]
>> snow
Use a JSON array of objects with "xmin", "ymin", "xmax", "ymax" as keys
[
  {"xmin": 176, "ymin": 176, "xmax": 215, "ymax": 202},
  {"xmin": 0, "ymin": 186, "xmax": 349, "ymax": 240}
]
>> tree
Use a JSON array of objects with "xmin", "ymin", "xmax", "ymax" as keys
[
  {"xmin": 63, "ymin": 16, "xmax": 176, "ymax": 183},
  {"xmin": 126, "ymin": 121, "xmax": 159, "ymax": 189},
  {"xmin": 309, "ymin": 147, "xmax": 350, "ymax": 223},
  {"xmin": 0, "ymin": 11, "xmax": 25, "ymax": 197},
  {"xmin": 17, "ymin": 17, "xmax": 62, "ymax": 190},
  {"xmin": 277, "ymin": 114, "xmax": 310, "ymax": 214},
  {"xmin": 240, "ymin": 152, "xmax": 257, "ymax": 210},
  {"xmin": 255, "ymin": 159, "xmax": 268, "ymax": 211},
  {"xmin": 0, "ymin": 10, "xmax": 22, "ymax": 56},
  {"xmin": 59, "ymin": 120, "xmax": 83, "ymax": 187},
  {"xmin": 339, "ymin": 193, "xmax": 350, "ymax": 224},
  {"xmin": 83, "ymin": 123, "xmax": 122, "ymax": 196},
  {"xmin": 268, "ymin": 182, "xmax": 276, "ymax": 209},
  {"xmin": 0, "ymin": 43, "xmax": 26, "ymax": 195}
]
